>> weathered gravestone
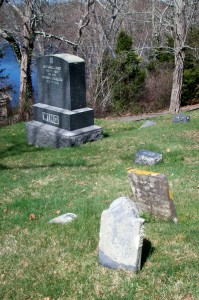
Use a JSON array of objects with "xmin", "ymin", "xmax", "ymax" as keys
[
  {"xmin": 99, "ymin": 196, "xmax": 145, "ymax": 271},
  {"xmin": 172, "ymin": 114, "xmax": 190, "ymax": 123},
  {"xmin": 128, "ymin": 169, "xmax": 178, "ymax": 222},
  {"xmin": 135, "ymin": 150, "xmax": 163, "ymax": 165},
  {"xmin": 26, "ymin": 54, "xmax": 103, "ymax": 147}
]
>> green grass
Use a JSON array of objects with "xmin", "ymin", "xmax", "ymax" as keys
[{"xmin": 0, "ymin": 111, "xmax": 199, "ymax": 300}]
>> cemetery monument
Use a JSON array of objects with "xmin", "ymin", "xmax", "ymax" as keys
[{"xmin": 26, "ymin": 54, "xmax": 103, "ymax": 148}]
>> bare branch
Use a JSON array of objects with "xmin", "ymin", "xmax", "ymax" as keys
[
  {"xmin": 4, "ymin": 0, "xmax": 24, "ymax": 19},
  {"xmin": 0, "ymin": 28, "xmax": 21, "ymax": 63},
  {"xmin": 35, "ymin": 31, "xmax": 77, "ymax": 49}
]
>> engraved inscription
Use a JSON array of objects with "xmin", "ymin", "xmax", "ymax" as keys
[
  {"xmin": 42, "ymin": 65, "xmax": 63, "ymax": 85},
  {"xmin": 42, "ymin": 112, "xmax": 59, "ymax": 125}
]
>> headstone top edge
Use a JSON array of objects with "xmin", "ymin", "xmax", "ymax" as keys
[
  {"xmin": 38, "ymin": 53, "xmax": 84, "ymax": 63},
  {"xmin": 127, "ymin": 168, "xmax": 160, "ymax": 176}
]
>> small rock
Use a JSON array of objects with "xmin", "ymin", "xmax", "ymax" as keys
[{"xmin": 48, "ymin": 213, "xmax": 77, "ymax": 224}]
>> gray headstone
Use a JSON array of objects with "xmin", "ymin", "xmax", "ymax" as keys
[
  {"xmin": 128, "ymin": 169, "xmax": 178, "ymax": 222},
  {"xmin": 140, "ymin": 120, "xmax": 157, "ymax": 128},
  {"xmin": 26, "ymin": 54, "xmax": 102, "ymax": 147},
  {"xmin": 99, "ymin": 196, "xmax": 145, "ymax": 271},
  {"xmin": 37, "ymin": 54, "xmax": 86, "ymax": 110},
  {"xmin": 48, "ymin": 213, "xmax": 77, "ymax": 224},
  {"xmin": 135, "ymin": 150, "xmax": 163, "ymax": 165},
  {"xmin": 172, "ymin": 114, "xmax": 190, "ymax": 123}
]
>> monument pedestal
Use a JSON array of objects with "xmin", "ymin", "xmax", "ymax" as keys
[{"xmin": 26, "ymin": 121, "xmax": 103, "ymax": 148}]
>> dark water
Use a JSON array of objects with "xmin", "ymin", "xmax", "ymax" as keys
[{"xmin": 0, "ymin": 42, "xmax": 37, "ymax": 107}]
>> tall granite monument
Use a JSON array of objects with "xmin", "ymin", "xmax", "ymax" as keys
[{"xmin": 26, "ymin": 54, "xmax": 103, "ymax": 147}]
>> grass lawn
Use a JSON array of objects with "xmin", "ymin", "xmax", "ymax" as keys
[{"xmin": 0, "ymin": 110, "xmax": 199, "ymax": 300}]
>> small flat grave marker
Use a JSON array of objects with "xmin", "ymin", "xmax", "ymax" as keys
[
  {"xmin": 140, "ymin": 120, "xmax": 157, "ymax": 129},
  {"xmin": 48, "ymin": 213, "xmax": 77, "ymax": 224},
  {"xmin": 135, "ymin": 150, "xmax": 163, "ymax": 165},
  {"xmin": 172, "ymin": 114, "xmax": 190, "ymax": 123},
  {"xmin": 99, "ymin": 196, "xmax": 145, "ymax": 271},
  {"xmin": 128, "ymin": 169, "xmax": 178, "ymax": 222}
]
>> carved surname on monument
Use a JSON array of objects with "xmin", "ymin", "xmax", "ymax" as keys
[
  {"xmin": 42, "ymin": 112, "xmax": 59, "ymax": 125},
  {"xmin": 42, "ymin": 65, "xmax": 63, "ymax": 85}
]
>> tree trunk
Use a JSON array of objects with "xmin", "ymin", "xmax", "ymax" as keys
[
  {"xmin": 169, "ymin": 0, "xmax": 186, "ymax": 113},
  {"xmin": 19, "ymin": 1, "xmax": 35, "ymax": 121},
  {"xmin": 169, "ymin": 48, "xmax": 185, "ymax": 113}
]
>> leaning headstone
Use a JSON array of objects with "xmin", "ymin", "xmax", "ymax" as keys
[
  {"xmin": 99, "ymin": 196, "xmax": 145, "ymax": 271},
  {"xmin": 140, "ymin": 120, "xmax": 157, "ymax": 129},
  {"xmin": 48, "ymin": 213, "xmax": 77, "ymax": 224},
  {"xmin": 135, "ymin": 150, "xmax": 163, "ymax": 165},
  {"xmin": 172, "ymin": 114, "xmax": 190, "ymax": 123},
  {"xmin": 128, "ymin": 169, "xmax": 178, "ymax": 222},
  {"xmin": 26, "ymin": 54, "xmax": 103, "ymax": 148}
]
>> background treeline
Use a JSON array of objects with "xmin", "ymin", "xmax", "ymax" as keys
[{"xmin": 0, "ymin": 0, "xmax": 199, "ymax": 118}]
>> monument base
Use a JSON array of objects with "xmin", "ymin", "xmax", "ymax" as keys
[{"xmin": 26, "ymin": 121, "xmax": 103, "ymax": 148}]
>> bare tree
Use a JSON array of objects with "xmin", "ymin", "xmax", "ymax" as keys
[
  {"xmin": 0, "ymin": 1, "xmax": 45, "ymax": 119},
  {"xmin": 169, "ymin": 0, "xmax": 197, "ymax": 112},
  {"xmin": 0, "ymin": 0, "xmax": 198, "ymax": 119},
  {"xmin": 169, "ymin": 0, "xmax": 186, "ymax": 112},
  {"xmin": 0, "ymin": 0, "xmax": 79, "ymax": 120}
]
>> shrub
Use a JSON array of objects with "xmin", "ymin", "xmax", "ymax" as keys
[{"xmin": 94, "ymin": 31, "xmax": 145, "ymax": 115}]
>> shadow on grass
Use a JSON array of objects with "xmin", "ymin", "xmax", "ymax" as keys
[
  {"xmin": 141, "ymin": 238, "xmax": 155, "ymax": 270},
  {"xmin": 0, "ymin": 159, "xmax": 94, "ymax": 170},
  {"xmin": 0, "ymin": 143, "xmax": 45, "ymax": 160},
  {"xmin": 103, "ymin": 132, "xmax": 110, "ymax": 138}
]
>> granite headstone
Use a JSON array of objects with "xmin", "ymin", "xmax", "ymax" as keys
[
  {"xmin": 172, "ymin": 114, "xmax": 190, "ymax": 123},
  {"xmin": 135, "ymin": 150, "xmax": 163, "ymax": 165},
  {"xmin": 26, "ymin": 54, "xmax": 103, "ymax": 147},
  {"xmin": 128, "ymin": 169, "xmax": 178, "ymax": 222},
  {"xmin": 99, "ymin": 196, "xmax": 145, "ymax": 271}
]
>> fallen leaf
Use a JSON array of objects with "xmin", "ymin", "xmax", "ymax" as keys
[
  {"xmin": 79, "ymin": 181, "xmax": 88, "ymax": 186},
  {"xmin": 44, "ymin": 298, "xmax": 50, "ymax": 300},
  {"xmin": 185, "ymin": 293, "xmax": 192, "ymax": 300},
  {"xmin": 29, "ymin": 213, "xmax": 36, "ymax": 220},
  {"xmin": 4, "ymin": 208, "xmax": 8, "ymax": 214},
  {"xmin": 166, "ymin": 148, "xmax": 171, "ymax": 152},
  {"xmin": 56, "ymin": 210, "xmax": 60, "ymax": 215}
]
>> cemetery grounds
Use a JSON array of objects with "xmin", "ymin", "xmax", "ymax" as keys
[{"xmin": 0, "ymin": 110, "xmax": 199, "ymax": 300}]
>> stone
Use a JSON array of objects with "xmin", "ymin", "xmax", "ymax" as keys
[
  {"xmin": 26, "ymin": 121, "xmax": 103, "ymax": 148},
  {"xmin": 140, "ymin": 120, "xmax": 157, "ymax": 128},
  {"xmin": 98, "ymin": 196, "xmax": 145, "ymax": 271},
  {"xmin": 48, "ymin": 213, "xmax": 77, "ymax": 224},
  {"xmin": 26, "ymin": 54, "xmax": 102, "ymax": 148},
  {"xmin": 135, "ymin": 150, "xmax": 163, "ymax": 165},
  {"xmin": 172, "ymin": 114, "xmax": 190, "ymax": 123},
  {"xmin": 128, "ymin": 169, "xmax": 178, "ymax": 222},
  {"xmin": 0, "ymin": 92, "xmax": 12, "ymax": 123}
]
